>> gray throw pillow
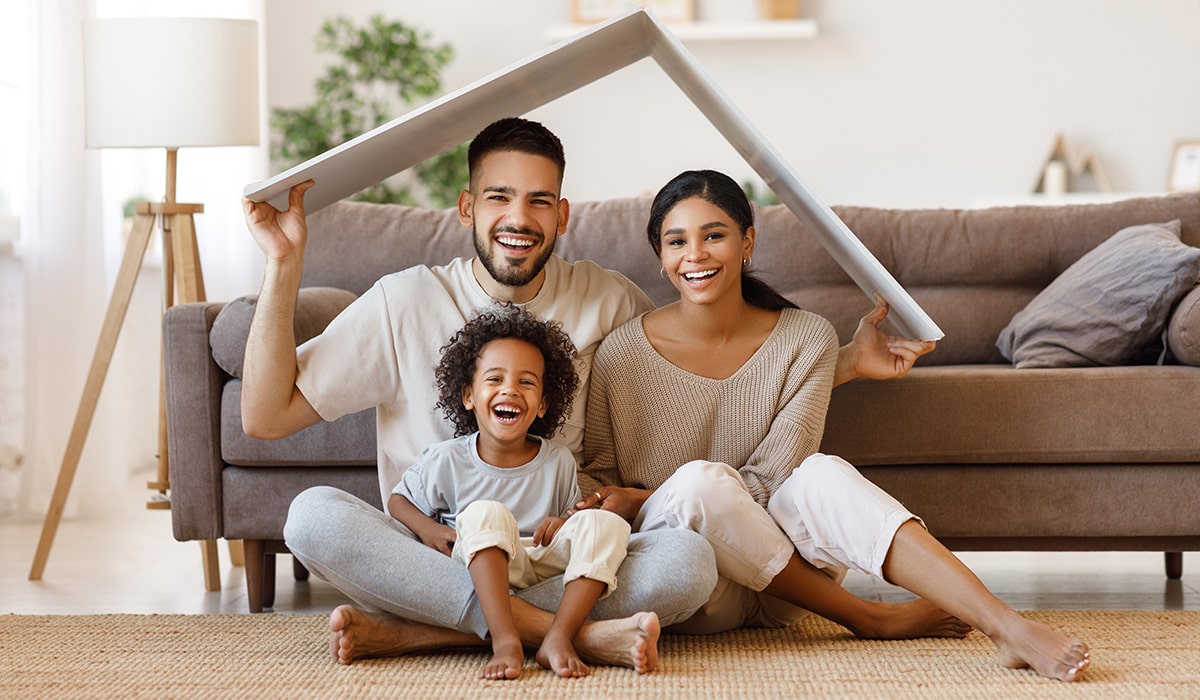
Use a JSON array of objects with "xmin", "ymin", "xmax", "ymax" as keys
[
  {"xmin": 996, "ymin": 220, "xmax": 1200, "ymax": 368},
  {"xmin": 210, "ymin": 286, "xmax": 358, "ymax": 377}
]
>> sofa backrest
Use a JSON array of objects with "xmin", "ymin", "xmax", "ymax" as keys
[{"xmin": 303, "ymin": 192, "xmax": 1200, "ymax": 366}]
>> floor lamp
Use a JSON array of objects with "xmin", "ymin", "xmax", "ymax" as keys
[{"xmin": 28, "ymin": 17, "xmax": 260, "ymax": 591}]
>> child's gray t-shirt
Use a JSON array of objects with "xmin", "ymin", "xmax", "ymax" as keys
[{"xmin": 392, "ymin": 433, "xmax": 582, "ymax": 536}]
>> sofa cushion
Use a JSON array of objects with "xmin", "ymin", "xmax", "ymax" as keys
[
  {"xmin": 221, "ymin": 466, "xmax": 383, "ymax": 540},
  {"xmin": 757, "ymin": 192, "xmax": 1200, "ymax": 365},
  {"xmin": 303, "ymin": 201, "xmax": 471, "ymax": 296},
  {"xmin": 995, "ymin": 221, "xmax": 1200, "ymax": 368},
  {"xmin": 298, "ymin": 193, "xmax": 1200, "ymax": 365},
  {"xmin": 220, "ymin": 380, "xmax": 376, "ymax": 466},
  {"xmin": 821, "ymin": 365, "xmax": 1200, "ymax": 465},
  {"xmin": 210, "ymin": 286, "xmax": 357, "ymax": 377},
  {"xmin": 1167, "ymin": 284, "xmax": 1200, "ymax": 365}
]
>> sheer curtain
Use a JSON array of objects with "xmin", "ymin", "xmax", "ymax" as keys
[
  {"xmin": 19, "ymin": 0, "xmax": 110, "ymax": 519},
  {"xmin": 16, "ymin": 0, "xmax": 268, "ymax": 519}
]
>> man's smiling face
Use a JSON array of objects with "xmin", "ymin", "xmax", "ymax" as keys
[{"xmin": 459, "ymin": 150, "xmax": 568, "ymax": 301}]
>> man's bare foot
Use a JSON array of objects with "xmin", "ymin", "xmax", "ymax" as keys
[
  {"xmin": 328, "ymin": 604, "xmax": 480, "ymax": 665},
  {"xmin": 574, "ymin": 612, "xmax": 660, "ymax": 674},
  {"xmin": 481, "ymin": 637, "xmax": 524, "ymax": 680},
  {"xmin": 535, "ymin": 632, "xmax": 589, "ymax": 678},
  {"xmin": 848, "ymin": 598, "xmax": 973, "ymax": 640},
  {"xmin": 992, "ymin": 612, "xmax": 1090, "ymax": 682}
]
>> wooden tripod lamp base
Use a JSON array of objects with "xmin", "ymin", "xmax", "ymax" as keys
[{"xmin": 27, "ymin": 164, "xmax": 223, "ymax": 591}]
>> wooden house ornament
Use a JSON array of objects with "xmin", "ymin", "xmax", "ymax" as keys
[{"xmin": 1033, "ymin": 132, "xmax": 1113, "ymax": 194}]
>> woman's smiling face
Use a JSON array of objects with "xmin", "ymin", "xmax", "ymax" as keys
[{"xmin": 658, "ymin": 196, "xmax": 754, "ymax": 305}]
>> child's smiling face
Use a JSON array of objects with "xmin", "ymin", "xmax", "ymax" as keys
[{"xmin": 462, "ymin": 337, "xmax": 547, "ymax": 448}]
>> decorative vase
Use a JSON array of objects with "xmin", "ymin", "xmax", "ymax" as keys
[{"xmin": 758, "ymin": 0, "xmax": 802, "ymax": 20}]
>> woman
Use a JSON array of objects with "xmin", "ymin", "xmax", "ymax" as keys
[{"xmin": 578, "ymin": 170, "xmax": 1090, "ymax": 682}]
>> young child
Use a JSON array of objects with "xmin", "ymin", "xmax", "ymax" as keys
[{"xmin": 387, "ymin": 304, "xmax": 645, "ymax": 680}]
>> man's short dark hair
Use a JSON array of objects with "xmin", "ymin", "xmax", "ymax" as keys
[{"xmin": 467, "ymin": 118, "xmax": 566, "ymax": 188}]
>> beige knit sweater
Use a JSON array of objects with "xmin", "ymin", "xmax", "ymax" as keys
[{"xmin": 580, "ymin": 307, "xmax": 840, "ymax": 508}]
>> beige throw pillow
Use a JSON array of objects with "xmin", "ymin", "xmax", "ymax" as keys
[
  {"xmin": 996, "ymin": 220, "xmax": 1200, "ymax": 368},
  {"xmin": 1166, "ymin": 284, "xmax": 1200, "ymax": 365}
]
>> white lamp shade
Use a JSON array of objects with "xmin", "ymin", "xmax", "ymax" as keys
[{"xmin": 83, "ymin": 17, "xmax": 260, "ymax": 149}]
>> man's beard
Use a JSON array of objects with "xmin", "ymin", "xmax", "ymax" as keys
[{"xmin": 474, "ymin": 225, "xmax": 556, "ymax": 288}]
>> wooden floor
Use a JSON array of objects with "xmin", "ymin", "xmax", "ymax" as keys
[{"xmin": 4, "ymin": 472, "xmax": 1199, "ymax": 615}]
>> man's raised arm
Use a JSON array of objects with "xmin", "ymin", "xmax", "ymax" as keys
[{"xmin": 240, "ymin": 180, "xmax": 323, "ymax": 439}]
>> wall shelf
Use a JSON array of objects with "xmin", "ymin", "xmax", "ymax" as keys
[
  {"xmin": 968, "ymin": 192, "xmax": 1164, "ymax": 209},
  {"xmin": 546, "ymin": 19, "xmax": 818, "ymax": 43}
]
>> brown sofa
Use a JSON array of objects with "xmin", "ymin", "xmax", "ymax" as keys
[{"xmin": 164, "ymin": 192, "xmax": 1200, "ymax": 612}]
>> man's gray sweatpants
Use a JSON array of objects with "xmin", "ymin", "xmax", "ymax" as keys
[{"xmin": 284, "ymin": 485, "xmax": 717, "ymax": 639}]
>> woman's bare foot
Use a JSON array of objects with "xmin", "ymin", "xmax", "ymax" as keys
[
  {"xmin": 536, "ymin": 632, "xmax": 589, "ymax": 678},
  {"xmin": 573, "ymin": 611, "xmax": 660, "ymax": 674},
  {"xmin": 848, "ymin": 598, "xmax": 973, "ymax": 640},
  {"xmin": 992, "ymin": 612, "xmax": 1090, "ymax": 682},
  {"xmin": 481, "ymin": 636, "xmax": 524, "ymax": 680},
  {"xmin": 328, "ymin": 605, "xmax": 479, "ymax": 665}
]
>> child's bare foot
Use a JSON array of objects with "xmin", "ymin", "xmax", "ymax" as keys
[
  {"xmin": 481, "ymin": 637, "xmax": 524, "ymax": 680},
  {"xmin": 328, "ymin": 604, "xmax": 477, "ymax": 665},
  {"xmin": 574, "ymin": 611, "xmax": 660, "ymax": 674},
  {"xmin": 992, "ymin": 612, "xmax": 1090, "ymax": 682},
  {"xmin": 536, "ymin": 632, "xmax": 589, "ymax": 678},
  {"xmin": 848, "ymin": 598, "xmax": 973, "ymax": 640}
]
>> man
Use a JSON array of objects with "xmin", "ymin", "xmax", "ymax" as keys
[{"xmin": 241, "ymin": 118, "xmax": 715, "ymax": 671}]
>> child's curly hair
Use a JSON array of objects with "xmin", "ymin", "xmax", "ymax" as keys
[{"xmin": 435, "ymin": 304, "xmax": 579, "ymax": 439}]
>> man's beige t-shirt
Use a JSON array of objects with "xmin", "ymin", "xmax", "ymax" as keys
[{"xmin": 295, "ymin": 255, "xmax": 653, "ymax": 502}]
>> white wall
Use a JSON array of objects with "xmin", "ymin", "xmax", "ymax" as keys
[
  {"xmin": 6, "ymin": 0, "xmax": 1194, "ymax": 517},
  {"xmin": 264, "ymin": 0, "xmax": 1200, "ymax": 209}
]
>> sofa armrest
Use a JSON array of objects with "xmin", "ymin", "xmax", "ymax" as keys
[{"xmin": 163, "ymin": 301, "xmax": 228, "ymax": 541}]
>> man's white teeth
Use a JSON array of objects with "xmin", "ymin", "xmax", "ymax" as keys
[
  {"xmin": 498, "ymin": 236, "xmax": 534, "ymax": 248},
  {"xmin": 684, "ymin": 269, "xmax": 717, "ymax": 281}
]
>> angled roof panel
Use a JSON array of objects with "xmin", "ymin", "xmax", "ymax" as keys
[
  {"xmin": 245, "ymin": 9, "xmax": 943, "ymax": 340},
  {"xmin": 246, "ymin": 11, "xmax": 656, "ymax": 214}
]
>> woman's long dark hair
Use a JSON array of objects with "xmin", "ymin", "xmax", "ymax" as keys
[{"xmin": 647, "ymin": 170, "xmax": 796, "ymax": 311}]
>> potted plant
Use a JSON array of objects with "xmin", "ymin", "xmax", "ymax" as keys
[{"xmin": 271, "ymin": 15, "xmax": 467, "ymax": 208}]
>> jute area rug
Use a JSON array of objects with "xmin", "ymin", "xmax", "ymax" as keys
[{"xmin": 2, "ymin": 610, "xmax": 1197, "ymax": 699}]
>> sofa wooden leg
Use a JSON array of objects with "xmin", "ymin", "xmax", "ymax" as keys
[
  {"xmin": 200, "ymin": 540, "xmax": 221, "ymax": 592},
  {"xmin": 1165, "ymin": 551, "xmax": 1183, "ymax": 579},
  {"xmin": 293, "ymin": 556, "xmax": 310, "ymax": 582},
  {"xmin": 243, "ymin": 539, "xmax": 266, "ymax": 613},
  {"xmin": 262, "ymin": 552, "xmax": 277, "ymax": 610}
]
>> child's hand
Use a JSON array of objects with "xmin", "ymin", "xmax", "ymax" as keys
[
  {"xmin": 415, "ymin": 522, "xmax": 457, "ymax": 557},
  {"xmin": 387, "ymin": 493, "xmax": 456, "ymax": 556},
  {"xmin": 532, "ymin": 516, "xmax": 566, "ymax": 547}
]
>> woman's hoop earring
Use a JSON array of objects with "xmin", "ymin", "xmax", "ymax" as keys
[
  {"xmin": 660, "ymin": 268, "xmax": 668, "ymax": 279},
  {"xmin": 743, "ymin": 256, "xmax": 752, "ymax": 268}
]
